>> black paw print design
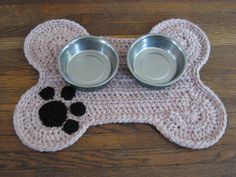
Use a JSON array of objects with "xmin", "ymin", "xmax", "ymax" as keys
[{"xmin": 38, "ymin": 86, "xmax": 86, "ymax": 134}]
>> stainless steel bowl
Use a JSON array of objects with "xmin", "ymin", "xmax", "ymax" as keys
[
  {"xmin": 58, "ymin": 36, "xmax": 119, "ymax": 90},
  {"xmin": 127, "ymin": 34, "xmax": 187, "ymax": 87}
]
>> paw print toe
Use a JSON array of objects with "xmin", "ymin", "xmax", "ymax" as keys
[
  {"xmin": 70, "ymin": 102, "xmax": 86, "ymax": 116},
  {"xmin": 62, "ymin": 119, "xmax": 79, "ymax": 135},
  {"xmin": 39, "ymin": 87, "xmax": 55, "ymax": 100},
  {"xmin": 61, "ymin": 86, "xmax": 76, "ymax": 100},
  {"xmin": 39, "ymin": 101, "xmax": 67, "ymax": 127}
]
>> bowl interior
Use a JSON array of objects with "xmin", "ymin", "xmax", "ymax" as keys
[
  {"xmin": 128, "ymin": 35, "xmax": 187, "ymax": 87},
  {"xmin": 58, "ymin": 37, "xmax": 119, "ymax": 88}
]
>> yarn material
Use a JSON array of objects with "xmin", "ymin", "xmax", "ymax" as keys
[{"xmin": 13, "ymin": 19, "xmax": 227, "ymax": 152}]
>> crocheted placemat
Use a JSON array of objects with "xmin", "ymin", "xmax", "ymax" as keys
[{"xmin": 14, "ymin": 19, "xmax": 227, "ymax": 152}]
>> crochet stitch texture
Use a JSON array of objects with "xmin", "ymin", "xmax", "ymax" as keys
[{"xmin": 14, "ymin": 19, "xmax": 227, "ymax": 152}]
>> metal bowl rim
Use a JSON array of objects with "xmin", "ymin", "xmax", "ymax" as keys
[
  {"xmin": 127, "ymin": 33, "xmax": 188, "ymax": 87},
  {"xmin": 58, "ymin": 36, "xmax": 119, "ymax": 88}
]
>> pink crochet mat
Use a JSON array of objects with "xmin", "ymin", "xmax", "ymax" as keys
[{"xmin": 14, "ymin": 19, "xmax": 227, "ymax": 152}]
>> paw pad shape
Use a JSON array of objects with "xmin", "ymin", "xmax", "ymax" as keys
[{"xmin": 38, "ymin": 86, "xmax": 86, "ymax": 134}]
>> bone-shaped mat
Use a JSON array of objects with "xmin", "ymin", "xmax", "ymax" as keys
[{"xmin": 14, "ymin": 19, "xmax": 227, "ymax": 152}]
